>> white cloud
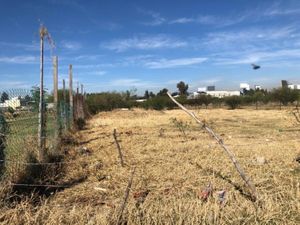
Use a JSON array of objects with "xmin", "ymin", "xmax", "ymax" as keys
[
  {"xmin": 263, "ymin": 2, "xmax": 300, "ymax": 16},
  {"xmin": 61, "ymin": 41, "xmax": 82, "ymax": 50},
  {"xmin": 215, "ymin": 49, "xmax": 300, "ymax": 65},
  {"xmin": 0, "ymin": 42, "xmax": 39, "ymax": 51},
  {"xmin": 0, "ymin": 81, "xmax": 31, "ymax": 89},
  {"xmin": 0, "ymin": 55, "xmax": 37, "ymax": 64},
  {"xmin": 169, "ymin": 17, "xmax": 195, "ymax": 24},
  {"xmin": 81, "ymin": 71, "xmax": 107, "ymax": 76},
  {"xmin": 137, "ymin": 8, "xmax": 166, "ymax": 26},
  {"xmin": 144, "ymin": 57, "xmax": 207, "ymax": 69},
  {"xmin": 102, "ymin": 35, "xmax": 187, "ymax": 52}
]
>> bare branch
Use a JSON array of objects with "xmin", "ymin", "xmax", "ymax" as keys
[
  {"xmin": 115, "ymin": 167, "xmax": 136, "ymax": 225},
  {"xmin": 167, "ymin": 92, "xmax": 258, "ymax": 201}
]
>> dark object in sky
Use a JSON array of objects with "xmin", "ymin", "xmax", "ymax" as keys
[{"xmin": 251, "ymin": 64, "xmax": 261, "ymax": 70}]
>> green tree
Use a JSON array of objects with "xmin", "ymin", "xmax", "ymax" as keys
[
  {"xmin": 272, "ymin": 88, "xmax": 299, "ymax": 109},
  {"xmin": 0, "ymin": 92, "xmax": 9, "ymax": 103},
  {"xmin": 253, "ymin": 91, "xmax": 264, "ymax": 109},
  {"xmin": 157, "ymin": 88, "xmax": 168, "ymax": 96},
  {"xmin": 149, "ymin": 91, "xmax": 155, "ymax": 98},
  {"xmin": 177, "ymin": 81, "xmax": 189, "ymax": 96},
  {"xmin": 144, "ymin": 90, "xmax": 150, "ymax": 99}
]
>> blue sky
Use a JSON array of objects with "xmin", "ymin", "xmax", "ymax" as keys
[{"xmin": 0, "ymin": 0, "xmax": 300, "ymax": 94}]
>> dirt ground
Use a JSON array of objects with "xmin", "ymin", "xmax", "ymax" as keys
[{"xmin": 1, "ymin": 108, "xmax": 299, "ymax": 224}]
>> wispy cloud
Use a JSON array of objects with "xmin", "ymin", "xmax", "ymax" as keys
[
  {"xmin": 109, "ymin": 78, "xmax": 159, "ymax": 87},
  {"xmin": 102, "ymin": 35, "xmax": 187, "ymax": 52},
  {"xmin": 0, "ymin": 81, "xmax": 31, "ymax": 89},
  {"xmin": 215, "ymin": 49, "xmax": 300, "ymax": 65},
  {"xmin": 169, "ymin": 14, "xmax": 247, "ymax": 26},
  {"xmin": 144, "ymin": 57, "xmax": 207, "ymax": 69},
  {"xmin": 0, "ymin": 55, "xmax": 37, "ymax": 64},
  {"xmin": 137, "ymin": 8, "xmax": 166, "ymax": 26},
  {"xmin": 61, "ymin": 41, "xmax": 82, "ymax": 50},
  {"xmin": 80, "ymin": 70, "xmax": 107, "ymax": 76},
  {"xmin": 0, "ymin": 41, "xmax": 39, "ymax": 51},
  {"xmin": 73, "ymin": 54, "xmax": 103, "ymax": 61},
  {"xmin": 263, "ymin": 2, "xmax": 300, "ymax": 16}
]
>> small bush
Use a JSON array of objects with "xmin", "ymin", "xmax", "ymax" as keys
[
  {"xmin": 225, "ymin": 96, "xmax": 242, "ymax": 109},
  {"xmin": 141, "ymin": 96, "xmax": 175, "ymax": 110},
  {"xmin": 7, "ymin": 107, "xmax": 15, "ymax": 114}
]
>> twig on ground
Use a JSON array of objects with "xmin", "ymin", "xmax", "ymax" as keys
[
  {"xmin": 115, "ymin": 167, "xmax": 136, "ymax": 225},
  {"xmin": 113, "ymin": 129, "xmax": 125, "ymax": 167}
]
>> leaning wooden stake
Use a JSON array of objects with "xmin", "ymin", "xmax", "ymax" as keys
[
  {"xmin": 115, "ymin": 167, "xmax": 136, "ymax": 225},
  {"xmin": 167, "ymin": 92, "xmax": 258, "ymax": 201},
  {"xmin": 113, "ymin": 129, "xmax": 125, "ymax": 167}
]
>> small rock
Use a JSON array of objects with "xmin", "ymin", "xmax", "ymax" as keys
[
  {"xmin": 255, "ymin": 156, "xmax": 266, "ymax": 165},
  {"xmin": 217, "ymin": 190, "xmax": 226, "ymax": 205},
  {"xmin": 77, "ymin": 146, "xmax": 92, "ymax": 155}
]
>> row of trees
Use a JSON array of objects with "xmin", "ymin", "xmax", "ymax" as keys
[{"xmin": 85, "ymin": 80, "xmax": 300, "ymax": 113}]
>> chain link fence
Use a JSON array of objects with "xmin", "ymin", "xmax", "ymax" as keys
[{"xmin": 0, "ymin": 88, "xmax": 87, "ymax": 181}]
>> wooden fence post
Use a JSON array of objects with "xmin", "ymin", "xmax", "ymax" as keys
[
  {"xmin": 80, "ymin": 84, "xmax": 84, "ymax": 119},
  {"xmin": 53, "ymin": 56, "xmax": 59, "ymax": 147},
  {"xmin": 38, "ymin": 26, "xmax": 46, "ymax": 162},
  {"xmin": 69, "ymin": 65, "xmax": 73, "ymax": 129},
  {"xmin": 63, "ymin": 79, "xmax": 67, "ymax": 131}
]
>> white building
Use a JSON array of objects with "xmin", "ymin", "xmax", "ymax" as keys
[
  {"xmin": 197, "ymin": 87, "xmax": 207, "ymax": 92},
  {"xmin": 254, "ymin": 85, "xmax": 262, "ymax": 90},
  {"xmin": 206, "ymin": 91, "xmax": 240, "ymax": 98},
  {"xmin": 0, "ymin": 97, "xmax": 21, "ymax": 110},
  {"xmin": 240, "ymin": 83, "xmax": 250, "ymax": 91},
  {"xmin": 288, "ymin": 84, "xmax": 300, "ymax": 90}
]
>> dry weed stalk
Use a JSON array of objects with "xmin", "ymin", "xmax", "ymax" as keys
[
  {"xmin": 167, "ymin": 92, "xmax": 258, "ymax": 201},
  {"xmin": 113, "ymin": 129, "xmax": 125, "ymax": 167},
  {"xmin": 115, "ymin": 167, "xmax": 136, "ymax": 225}
]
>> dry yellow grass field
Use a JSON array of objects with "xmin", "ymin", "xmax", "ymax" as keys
[{"xmin": 0, "ymin": 108, "xmax": 299, "ymax": 224}]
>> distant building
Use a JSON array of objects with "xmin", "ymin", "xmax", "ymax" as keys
[
  {"xmin": 197, "ymin": 87, "xmax": 207, "ymax": 92},
  {"xmin": 206, "ymin": 91, "xmax": 240, "ymax": 98},
  {"xmin": 288, "ymin": 84, "xmax": 300, "ymax": 90},
  {"xmin": 240, "ymin": 83, "xmax": 250, "ymax": 91},
  {"xmin": 0, "ymin": 97, "xmax": 21, "ymax": 110},
  {"xmin": 282, "ymin": 80, "xmax": 288, "ymax": 88},
  {"xmin": 207, "ymin": 86, "xmax": 215, "ymax": 91},
  {"xmin": 254, "ymin": 85, "xmax": 262, "ymax": 90},
  {"xmin": 192, "ymin": 85, "xmax": 240, "ymax": 98}
]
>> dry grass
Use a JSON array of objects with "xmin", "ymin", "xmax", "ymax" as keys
[{"xmin": 0, "ymin": 108, "xmax": 299, "ymax": 224}]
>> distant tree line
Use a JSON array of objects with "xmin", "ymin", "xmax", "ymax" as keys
[{"xmin": 84, "ymin": 81, "xmax": 300, "ymax": 113}]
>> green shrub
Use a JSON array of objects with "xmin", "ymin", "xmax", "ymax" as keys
[
  {"xmin": 225, "ymin": 96, "xmax": 242, "ymax": 109},
  {"xmin": 7, "ymin": 107, "xmax": 15, "ymax": 114},
  {"xmin": 86, "ymin": 92, "xmax": 134, "ymax": 114},
  {"xmin": 142, "ymin": 96, "xmax": 176, "ymax": 110}
]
